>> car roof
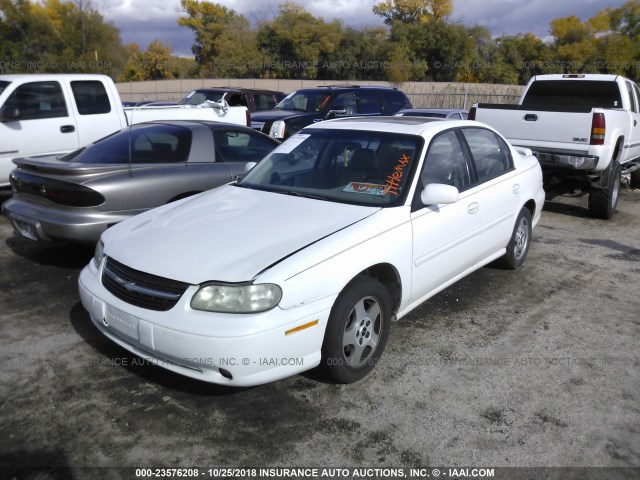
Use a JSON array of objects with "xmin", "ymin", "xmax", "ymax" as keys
[
  {"xmin": 133, "ymin": 119, "xmax": 257, "ymax": 131},
  {"xmin": 398, "ymin": 108, "xmax": 467, "ymax": 114},
  {"xmin": 195, "ymin": 87, "xmax": 283, "ymax": 94},
  {"xmin": 309, "ymin": 116, "xmax": 480, "ymax": 136},
  {"xmin": 294, "ymin": 85, "xmax": 400, "ymax": 93}
]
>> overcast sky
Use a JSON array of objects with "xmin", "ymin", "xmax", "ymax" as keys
[{"xmin": 97, "ymin": 0, "xmax": 629, "ymax": 56}]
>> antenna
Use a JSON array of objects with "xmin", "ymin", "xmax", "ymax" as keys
[{"xmin": 128, "ymin": 106, "xmax": 133, "ymax": 177}]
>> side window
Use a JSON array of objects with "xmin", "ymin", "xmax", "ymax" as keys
[
  {"xmin": 627, "ymin": 82, "xmax": 639, "ymax": 113},
  {"xmin": 461, "ymin": 128, "xmax": 513, "ymax": 183},
  {"xmin": 332, "ymin": 92, "xmax": 358, "ymax": 114},
  {"xmin": 226, "ymin": 93, "xmax": 247, "ymax": 107},
  {"xmin": 358, "ymin": 92, "xmax": 382, "ymax": 114},
  {"xmin": 633, "ymin": 84, "xmax": 640, "ymax": 112},
  {"xmin": 70, "ymin": 80, "xmax": 111, "ymax": 115},
  {"xmin": 4, "ymin": 81, "xmax": 68, "ymax": 120},
  {"xmin": 420, "ymin": 130, "xmax": 470, "ymax": 191},
  {"xmin": 253, "ymin": 94, "xmax": 276, "ymax": 110}
]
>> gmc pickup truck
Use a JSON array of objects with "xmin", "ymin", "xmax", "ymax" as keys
[
  {"xmin": 0, "ymin": 74, "xmax": 249, "ymax": 189},
  {"xmin": 470, "ymin": 74, "xmax": 640, "ymax": 219}
]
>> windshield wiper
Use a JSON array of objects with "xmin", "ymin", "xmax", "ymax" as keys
[{"xmin": 279, "ymin": 190, "xmax": 326, "ymax": 201}]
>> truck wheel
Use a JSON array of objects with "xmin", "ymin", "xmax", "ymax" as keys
[
  {"xmin": 321, "ymin": 275, "xmax": 391, "ymax": 384},
  {"xmin": 588, "ymin": 161, "xmax": 621, "ymax": 220},
  {"xmin": 497, "ymin": 207, "xmax": 532, "ymax": 270},
  {"xmin": 631, "ymin": 167, "xmax": 640, "ymax": 189}
]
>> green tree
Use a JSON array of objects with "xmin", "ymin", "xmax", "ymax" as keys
[
  {"xmin": 496, "ymin": 33, "xmax": 555, "ymax": 84},
  {"xmin": 257, "ymin": 2, "xmax": 341, "ymax": 79},
  {"xmin": 178, "ymin": 0, "xmax": 238, "ymax": 64},
  {"xmin": 318, "ymin": 26, "xmax": 387, "ymax": 80},
  {"xmin": 373, "ymin": 0, "xmax": 453, "ymax": 25},
  {"xmin": 120, "ymin": 40, "xmax": 175, "ymax": 81},
  {"xmin": 0, "ymin": 0, "xmax": 125, "ymax": 76}
]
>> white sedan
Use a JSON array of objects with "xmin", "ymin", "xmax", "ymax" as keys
[{"xmin": 79, "ymin": 117, "xmax": 545, "ymax": 387}]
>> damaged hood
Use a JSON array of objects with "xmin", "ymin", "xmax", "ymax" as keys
[{"xmin": 103, "ymin": 184, "xmax": 379, "ymax": 284}]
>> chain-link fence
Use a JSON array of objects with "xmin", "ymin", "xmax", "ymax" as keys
[{"xmin": 116, "ymin": 79, "xmax": 524, "ymax": 110}]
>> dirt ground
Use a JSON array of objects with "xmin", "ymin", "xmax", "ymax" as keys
[{"xmin": 0, "ymin": 189, "xmax": 639, "ymax": 477}]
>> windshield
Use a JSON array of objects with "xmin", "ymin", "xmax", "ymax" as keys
[
  {"xmin": 180, "ymin": 90, "xmax": 225, "ymax": 106},
  {"xmin": 274, "ymin": 91, "xmax": 331, "ymax": 112},
  {"xmin": 0, "ymin": 81, "xmax": 9, "ymax": 96},
  {"xmin": 240, "ymin": 129, "xmax": 423, "ymax": 207}
]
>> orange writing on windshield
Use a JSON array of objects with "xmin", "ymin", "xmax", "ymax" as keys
[{"xmin": 385, "ymin": 154, "xmax": 411, "ymax": 195}]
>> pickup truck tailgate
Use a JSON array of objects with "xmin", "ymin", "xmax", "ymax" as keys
[{"xmin": 474, "ymin": 104, "xmax": 594, "ymax": 151}]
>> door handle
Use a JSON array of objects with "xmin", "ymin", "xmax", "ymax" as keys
[
  {"xmin": 60, "ymin": 125, "xmax": 75, "ymax": 133},
  {"xmin": 467, "ymin": 202, "xmax": 479, "ymax": 214},
  {"xmin": 512, "ymin": 184, "xmax": 521, "ymax": 194},
  {"xmin": 524, "ymin": 114, "xmax": 538, "ymax": 122}
]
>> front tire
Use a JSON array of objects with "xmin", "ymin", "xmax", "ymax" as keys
[
  {"xmin": 588, "ymin": 161, "xmax": 621, "ymax": 219},
  {"xmin": 498, "ymin": 207, "xmax": 532, "ymax": 270},
  {"xmin": 321, "ymin": 275, "xmax": 391, "ymax": 384}
]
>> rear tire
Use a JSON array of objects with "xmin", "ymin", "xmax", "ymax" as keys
[
  {"xmin": 321, "ymin": 275, "xmax": 391, "ymax": 384},
  {"xmin": 497, "ymin": 207, "xmax": 532, "ymax": 270},
  {"xmin": 631, "ymin": 166, "xmax": 640, "ymax": 189},
  {"xmin": 588, "ymin": 161, "xmax": 621, "ymax": 219}
]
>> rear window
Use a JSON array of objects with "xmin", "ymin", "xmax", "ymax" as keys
[
  {"xmin": 180, "ymin": 90, "xmax": 225, "ymax": 106},
  {"xmin": 0, "ymin": 81, "xmax": 9, "ymax": 95},
  {"xmin": 383, "ymin": 89, "xmax": 412, "ymax": 112},
  {"xmin": 64, "ymin": 124, "xmax": 192, "ymax": 164},
  {"xmin": 70, "ymin": 80, "xmax": 111, "ymax": 115},
  {"xmin": 253, "ymin": 93, "xmax": 278, "ymax": 110},
  {"xmin": 523, "ymin": 80, "xmax": 622, "ymax": 109}
]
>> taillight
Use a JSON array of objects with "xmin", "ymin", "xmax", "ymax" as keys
[
  {"xmin": 11, "ymin": 171, "xmax": 105, "ymax": 207},
  {"xmin": 246, "ymin": 110, "xmax": 251, "ymax": 127},
  {"xmin": 591, "ymin": 113, "xmax": 606, "ymax": 145},
  {"xmin": 468, "ymin": 106, "xmax": 476, "ymax": 121}
]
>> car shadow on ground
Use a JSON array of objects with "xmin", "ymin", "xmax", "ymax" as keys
[
  {"xmin": 543, "ymin": 199, "xmax": 592, "ymax": 218},
  {"xmin": 0, "ymin": 450, "xmax": 71, "ymax": 478},
  {"xmin": 68, "ymin": 301, "xmax": 249, "ymax": 397},
  {"xmin": 5, "ymin": 235, "xmax": 94, "ymax": 268}
]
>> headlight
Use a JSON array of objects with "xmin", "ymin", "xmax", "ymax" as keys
[
  {"xmin": 93, "ymin": 240, "xmax": 104, "ymax": 268},
  {"xmin": 269, "ymin": 120, "xmax": 286, "ymax": 139},
  {"xmin": 191, "ymin": 283, "xmax": 282, "ymax": 313}
]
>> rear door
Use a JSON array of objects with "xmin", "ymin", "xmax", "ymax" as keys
[{"xmin": 458, "ymin": 127, "xmax": 521, "ymax": 262}]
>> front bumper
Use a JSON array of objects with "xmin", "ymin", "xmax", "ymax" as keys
[
  {"xmin": 78, "ymin": 261, "xmax": 330, "ymax": 387},
  {"xmin": 2, "ymin": 197, "xmax": 143, "ymax": 244}
]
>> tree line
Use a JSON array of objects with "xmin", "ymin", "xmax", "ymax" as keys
[{"xmin": 1, "ymin": 0, "xmax": 639, "ymax": 85}]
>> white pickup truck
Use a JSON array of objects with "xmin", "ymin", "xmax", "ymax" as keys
[
  {"xmin": 470, "ymin": 74, "xmax": 640, "ymax": 219},
  {"xmin": 0, "ymin": 74, "xmax": 249, "ymax": 189}
]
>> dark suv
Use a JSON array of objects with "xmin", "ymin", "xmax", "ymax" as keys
[
  {"xmin": 251, "ymin": 85, "xmax": 412, "ymax": 139},
  {"xmin": 179, "ymin": 87, "xmax": 286, "ymax": 112}
]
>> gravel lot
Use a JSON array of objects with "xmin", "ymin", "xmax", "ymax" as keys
[{"xmin": 0, "ymin": 189, "xmax": 639, "ymax": 476}]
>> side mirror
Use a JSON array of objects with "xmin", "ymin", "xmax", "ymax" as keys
[
  {"xmin": 325, "ymin": 106, "xmax": 348, "ymax": 120},
  {"xmin": 0, "ymin": 106, "xmax": 20, "ymax": 122},
  {"xmin": 421, "ymin": 183, "xmax": 459, "ymax": 206}
]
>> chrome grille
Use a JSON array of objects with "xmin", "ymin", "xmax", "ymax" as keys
[{"xmin": 102, "ymin": 257, "xmax": 189, "ymax": 311}]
